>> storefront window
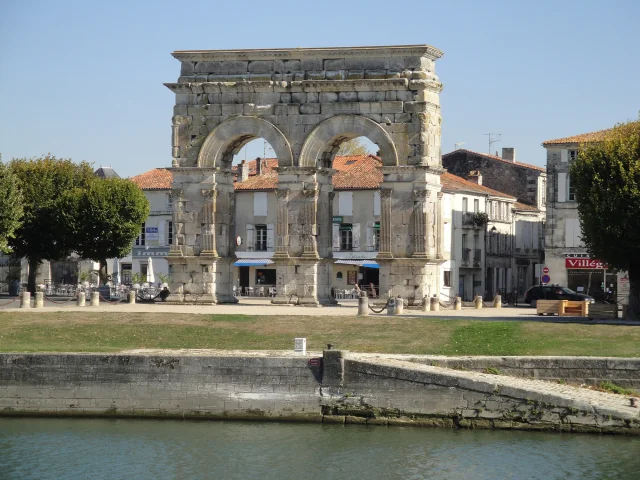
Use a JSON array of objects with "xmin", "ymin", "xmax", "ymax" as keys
[{"xmin": 255, "ymin": 269, "xmax": 276, "ymax": 285}]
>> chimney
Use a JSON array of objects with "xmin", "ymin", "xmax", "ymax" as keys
[
  {"xmin": 240, "ymin": 160, "xmax": 249, "ymax": 182},
  {"xmin": 467, "ymin": 170, "xmax": 482, "ymax": 185},
  {"xmin": 501, "ymin": 147, "xmax": 516, "ymax": 163},
  {"xmin": 256, "ymin": 157, "xmax": 262, "ymax": 176}
]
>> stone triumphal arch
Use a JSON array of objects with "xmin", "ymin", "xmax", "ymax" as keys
[{"xmin": 164, "ymin": 44, "xmax": 446, "ymax": 305}]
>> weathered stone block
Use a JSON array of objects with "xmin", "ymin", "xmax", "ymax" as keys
[
  {"xmin": 300, "ymin": 104, "xmax": 320, "ymax": 115},
  {"xmin": 248, "ymin": 60, "xmax": 274, "ymax": 73}
]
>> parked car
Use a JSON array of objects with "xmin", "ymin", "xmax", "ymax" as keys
[{"xmin": 524, "ymin": 285, "xmax": 595, "ymax": 307}]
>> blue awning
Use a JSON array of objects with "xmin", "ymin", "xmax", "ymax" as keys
[{"xmin": 234, "ymin": 259, "xmax": 274, "ymax": 267}]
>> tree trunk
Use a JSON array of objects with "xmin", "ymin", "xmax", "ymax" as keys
[
  {"xmin": 627, "ymin": 263, "xmax": 640, "ymax": 322},
  {"xmin": 27, "ymin": 257, "xmax": 41, "ymax": 294}
]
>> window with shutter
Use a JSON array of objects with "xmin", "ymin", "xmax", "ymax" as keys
[
  {"xmin": 373, "ymin": 191, "xmax": 381, "ymax": 216},
  {"xmin": 253, "ymin": 192, "xmax": 268, "ymax": 216},
  {"xmin": 332, "ymin": 224, "xmax": 340, "ymax": 251},
  {"xmin": 266, "ymin": 224, "xmax": 274, "ymax": 250},
  {"xmin": 338, "ymin": 192, "xmax": 353, "ymax": 216},
  {"xmin": 557, "ymin": 173, "xmax": 567, "ymax": 202},
  {"xmin": 352, "ymin": 223, "xmax": 360, "ymax": 251},
  {"xmin": 366, "ymin": 221, "xmax": 374, "ymax": 251},
  {"xmin": 246, "ymin": 224, "xmax": 255, "ymax": 251}
]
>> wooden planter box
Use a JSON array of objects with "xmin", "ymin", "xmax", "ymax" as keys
[
  {"xmin": 587, "ymin": 303, "xmax": 618, "ymax": 320},
  {"xmin": 537, "ymin": 300, "xmax": 589, "ymax": 317}
]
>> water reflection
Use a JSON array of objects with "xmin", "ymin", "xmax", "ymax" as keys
[{"xmin": 1, "ymin": 418, "xmax": 639, "ymax": 480}]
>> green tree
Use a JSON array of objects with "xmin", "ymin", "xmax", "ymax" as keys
[
  {"xmin": 570, "ymin": 119, "xmax": 640, "ymax": 319},
  {"xmin": 337, "ymin": 137, "xmax": 372, "ymax": 156},
  {"xmin": 0, "ymin": 162, "xmax": 24, "ymax": 253},
  {"xmin": 61, "ymin": 177, "xmax": 149, "ymax": 284},
  {"xmin": 9, "ymin": 156, "xmax": 95, "ymax": 293}
]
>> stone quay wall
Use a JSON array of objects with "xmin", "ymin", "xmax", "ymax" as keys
[
  {"xmin": 1, "ymin": 352, "xmax": 638, "ymax": 435},
  {"xmin": 402, "ymin": 355, "xmax": 640, "ymax": 391}
]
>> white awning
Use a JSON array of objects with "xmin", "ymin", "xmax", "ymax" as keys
[
  {"xmin": 234, "ymin": 259, "xmax": 274, "ymax": 267},
  {"xmin": 334, "ymin": 260, "xmax": 379, "ymax": 268}
]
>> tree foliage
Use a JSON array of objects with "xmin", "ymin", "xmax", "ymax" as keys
[
  {"xmin": 570, "ymin": 119, "xmax": 640, "ymax": 316},
  {"xmin": 337, "ymin": 137, "xmax": 372, "ymax": 156},
  {"xmin": 62, "ymin": 178, "xmax": 149, "ymax": 282},
  {"xmin": 0, "ymin": 162, "xmax": 24, "ymax": 253},
  {"xmin": 9, "ymin": 156, "xmax": 95, "ymax": 292}
]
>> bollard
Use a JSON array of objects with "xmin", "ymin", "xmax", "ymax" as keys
[
  {"xmin": 493, "ymin": 294, "xmax": 502, "ymax": 309},
  {"xmin": 357, "ymin": 292, "xmax": 369, "ymax": 316},
  {"xmin": 421, "ymin": 296, "xmax": 429, "ymax": 312},
  {"xmin": 34, "ymin": 292, "xmax": 44, "ymax": 308},
  {"xmin": 454, "ymin": 296, "xmax": 462, "ymax": 310},
  {"xmin": 90, "ymin": 291, "xmax": 100, "ymax": 307},
  {"xmin": 474, "ymin": 295, "xmax": 483, "ymax": 309},
  {"xmin": 77, "ymin": 291, "xmax": 86, "ymax": 307},
  {"xmin": 430, "ymin": 296, "xmax": 440, "ymax": 312},
  {"xmin": 128, "ymin": 290, "xmax": 136, "ymax": 304},
  {"xmin": 20, "ymin": 291, "xmax": 31, "ymax": 309},
  {"xmin": 395, "ymin": 296, "xmax": 404, "ymax": 315},
  {"xmin": 387, "ymin": 297, "xmax": 396, "ymax": 316}
]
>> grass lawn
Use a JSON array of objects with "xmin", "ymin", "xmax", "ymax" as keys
[{"xmin": 0, "ymin": 311, "xmax": 638, "ymax": 356}]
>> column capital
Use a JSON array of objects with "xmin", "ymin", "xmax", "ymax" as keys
[{"xmin": 380, "ymin": 188, "xmax": 393, "ymax": 199}]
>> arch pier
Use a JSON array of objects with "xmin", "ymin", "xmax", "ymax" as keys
[{"xmin": 164, "ymin": 44, "xmax": 446, "ymax": 304}]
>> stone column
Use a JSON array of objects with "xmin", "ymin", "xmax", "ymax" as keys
[
  {"xmin": 378, "ymin": 188, "xmax": 393, "ymax": 259},
  {"xmin": 426, "ymin": 195, "xmax": 435, "ymax": 257},
  {"xmin": 168, "ymin": 187, "xmax": 184, "ymax": 257},
  {"xmin": 412, "ymin": 189, "xmax": 428, "ymax": 258},
  {"xmin": 274, "ymin": 189, "xmax": 290, "ymax": 258},
  {"xmin": 301, "ymin": 186, "xmax": 319, "ymax": 259},
  {"xmin": 436, "ymin": 192, "xmax": 444, "ymax": 259},
  {"xmin": 200, "ymin": 189, "xmax": 218, "ymax": 257}
]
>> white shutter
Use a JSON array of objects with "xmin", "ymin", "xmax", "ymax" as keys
[
  {"xmin": 373, "ymin": 191, "xmax": 381, "ymax": 216},
  {"xmin": 533, "ymin": 223, "xmax": 539, "ymax": 250},
  {"xmin": 444, "ymin": 222, "xmax": 451, "ymax": 253},
  {"xmin": 561, "ymin": 149, "xmax": 568, "ymax": 163},
  {"xmin": 352, "ymin": 223, "xmax": 361, "ymax": 250},
  {"xmin": 157, "ymin": 222, "xmax": 165, "ymax": 246},
  {"xmin": 557, "ymin": 173, "xmax": 567, "ymax": 202},
  {"xmin": 266, "ymin": 224, "xmax": 274, "ymax": 250},
  {"xmin": 564, "ymin": 219, "xmax": 574, "ymax": 247},
  {"xmin": 366, "ymin": 221, "xmax": 374, "ymax": 251},
  {"xmin": 253, "ymin": 192, "xmax": 268, "ymax": 216},
  {"xmin": 574, "ymin": 219, "xmax": 583, "ymax": 247},
  {"xmin": 332, "ymin": 223, "xmax": 340, "ymax": 250},
  {"xmin": 338, "ymin": 192, "xmax": 353, "ymax": 216},
  {"xmin": 246, "ymin": 224, "xmax": 255, "ymax": 251}
]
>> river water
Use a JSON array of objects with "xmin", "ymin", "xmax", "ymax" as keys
[{"xmin": 1, "ymin": 418, "xmax": 638, "ymax": 480}]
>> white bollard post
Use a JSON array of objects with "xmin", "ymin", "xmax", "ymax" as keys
[
  {"xmin": 474, "ymin": 295, "xmax": 483, "ymax": 309},
  {"xmin": 90, "ymin": 291, "xmax": 100, "ymax": 307},
  {"xmin": 430, "ymin": 296, "xmax": 440, "ymax": 312},
  {"xmin": 34, "ymin": 292, "xmax": 44, "ymax": 308},
  {"xmin": 128, "ymin": 290, "xmax": 136, "ymax": 304},
  {"xmin": 421, "ymin": 296, "xmax": 429, "ymax": 312},
  {"xmin": 77, "ymin": 291, "xmax": 86, "ymax": 306},
  {"xmin": 387, "ymin": 297, "xmax": 396, "ymax": 316},
  {"xmin": 20, "ymin": 291, "xmax": 31, "ymax": 309},
  {"xmin": 357, "ymin": 292, "xmax": 369, "ymax": 316},
  {"xmin": 493, "ymin": 294, "xmax": 502, "ymax": 308},
  {"xmin": 454, "ymin": 296, "xmax": 462, "ymax": 310},
  {"xmin": 395, "ymin": 296, "xmax": 404, "ymax": 315}
]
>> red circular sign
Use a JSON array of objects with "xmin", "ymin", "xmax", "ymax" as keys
[{"xmin": 542, "ymin": 267, "xmax": 549, "ymax": 274}]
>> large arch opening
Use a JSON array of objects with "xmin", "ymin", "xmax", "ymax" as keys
[
  {"xmin": 299, "ymin": 115, "xmax": 398, "ymax": 168},
  {"xmin": 197, "ymin": 117, "xmax": 293, "ymax": 169}
]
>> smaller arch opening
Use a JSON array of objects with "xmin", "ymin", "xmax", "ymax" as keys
[{"xmin": 337, "ymin": 272, "xmax": 343, "ymax": 280}]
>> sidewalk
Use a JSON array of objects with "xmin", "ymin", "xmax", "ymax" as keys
[{"xmin": 1, "ymin": 296, "xmax": 638, "ymax": 324}]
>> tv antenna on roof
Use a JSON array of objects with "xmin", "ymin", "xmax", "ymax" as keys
[
  {"xmin": 454, "ymin": 141, "xmax": 466, "ymax": 150},
  {"xmin": 483, "ymin": 133, "xmax": 501, "ymax": 154}
]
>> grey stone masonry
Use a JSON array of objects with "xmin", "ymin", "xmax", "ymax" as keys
[{"xmin": 164, "ymin": 45, "xmax": 447, "ymax": 304}]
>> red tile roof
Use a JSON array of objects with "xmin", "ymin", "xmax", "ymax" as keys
[
  {"xmin": 440, "ymin": 172, "xmax": 516, "ymax": 199},
  {"xmin": 541, "ymin": 129, "xmax": 611, "ymax": 145},
  {"xmin": 443, "ymin": 149, "xmax": 546, "ymax": 172},
  {"xmin": 514, "ymin": 201, "xmax": 540, "ymax": 212},
  {"xmin": 130, "ymin": 168, "xmax": 172, "ymax": 190},
  {"xmin": 129, "ymin": 157, "xmax": 515, "ymax": 201}
]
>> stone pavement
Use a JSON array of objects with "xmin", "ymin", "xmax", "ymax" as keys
[{"xmin": 1, "ymin": 296, "xmax": 638, "ymax": 324}]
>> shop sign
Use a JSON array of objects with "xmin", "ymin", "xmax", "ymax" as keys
[
  {"xmin": 332, "ymin": 216, "xmax": 343, "ymax": 223},
  {"xmin": 564, "ymin": 258, "xmax": 607, "ymax": 269},
  {"xmin": 145, "ymin": 226, "xmax": 159, "ymax": 240},
  {"xmin": 133, "ymin": 247, "xmax": 170, "ymax": 258}
]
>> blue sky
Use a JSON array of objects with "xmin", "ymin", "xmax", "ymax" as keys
[{"xmin": 1, "ymin": 0, "xmax": 638, "ymax": 177}]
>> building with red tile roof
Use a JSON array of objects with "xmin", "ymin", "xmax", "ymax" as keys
[{"xmin": 541, "ymin": 129, "xmax": 611, "ymax": 146}]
